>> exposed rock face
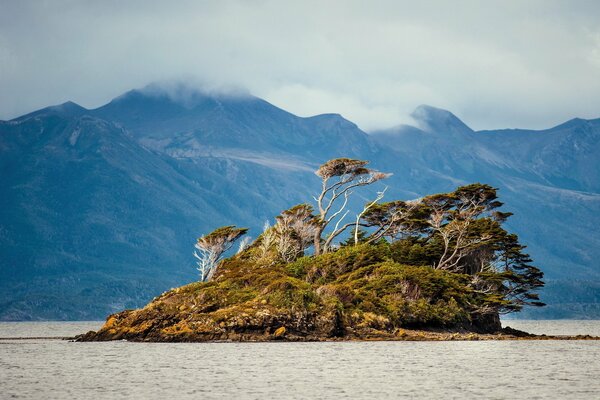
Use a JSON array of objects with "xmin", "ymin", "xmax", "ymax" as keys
[
  {"xmin": 77, "ymin": 302, "xmax": 600, "ymax": 341},
  {"xmin": 77, "ymin": 307, "xmax": 348, "ymax": 342},
  {"xmin": 471, "ymin": 313, "xmax": 502, "ymax": 334}
]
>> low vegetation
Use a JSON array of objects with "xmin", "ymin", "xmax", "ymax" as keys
[{"xmin": 79, "ymin": 158, "xmax": 545, "ymax": 341}]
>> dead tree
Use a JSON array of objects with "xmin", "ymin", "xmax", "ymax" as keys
[
  {"xmin": 255, "ymin": 221, "xmax": 276, "ymax": 262},
  {"xmin": 236, "ymin": 236, "xmax": 253, "ymax": 255}
]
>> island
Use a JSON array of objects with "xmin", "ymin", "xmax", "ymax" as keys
[{"xmin": 77, "ymin": 158, "xmax": 596, "ymax": 342}]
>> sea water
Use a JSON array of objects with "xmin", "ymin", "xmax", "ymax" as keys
[{"xmin": 1, "ymin": 321, "xmax": 599, "ymax": 399}]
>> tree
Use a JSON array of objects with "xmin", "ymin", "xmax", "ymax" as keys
[
  {"xmin": 361, "ymin": 199, "xmax": 429, "ymax": 243},
  {"xmin": 189, "ymin": 158, "xmax": 544, "ymax": 317},
  {"xmin": 273, "ymin": 204, "xmax": 320, "ymax": 262},
  {"xmin": 254, "ymin": 221, "xmax": 277, "ymax": 264},
  {"xmin": 194, "ymin": 226, "xmax": 248, "ymax": 281},
  {"xmin": 421, "ymin": 184, "xmax": 502, "ymax": 272},
  {"xmin": 489, "ymin": 233, "xmax": 545, "ymax": 313},
  {"xmin": 360, "ymin": 182, "xmax": 544, "ymax": 315},
  {"xmin": 313, "ymin": 158, "xmax": 390, "ymax": 254}
]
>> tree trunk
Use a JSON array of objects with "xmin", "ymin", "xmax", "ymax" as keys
[{"xmin": 313, "ymin": 226, "xmax": 323, "ymax": 255}]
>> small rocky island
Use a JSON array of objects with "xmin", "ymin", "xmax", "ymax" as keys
[{"xmin": 78, "ymin": 158, "xmax": 586, "ymax": 342}]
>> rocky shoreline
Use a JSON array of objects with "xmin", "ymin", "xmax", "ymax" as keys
[
  {"xmin": 75, "ymin": 310, "xmax": 600, "ymax": 342},
  {"xmin": 76, "ymin": 328, "xmax": 600, "ymax": 342}
]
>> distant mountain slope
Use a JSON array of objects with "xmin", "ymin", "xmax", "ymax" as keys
[
  {"xmin": 476, "ymin": 118, "xmax": 600, "ymax": 192},
  {"xmin": 94, "ymin": 86, "xmax": 377, "ymax": 158},
  {"xmin": 372, "ymin": 107, "xmax": 600, "ymax": 318},
  {"xmin": 0, "ymin": 84, "xmax": 598, "ymax": 319},
  {"xmin": 0, "ymin": 86, "xmax": 386, "ymax": 320},
  {"xmin": 0, "ymin": 113, "xmax": 241, "ymax": 319}
]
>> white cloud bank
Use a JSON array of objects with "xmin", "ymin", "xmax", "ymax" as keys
[{"xmin": 0, "ymin": 0, "xmax": 599, "ymax": 131}]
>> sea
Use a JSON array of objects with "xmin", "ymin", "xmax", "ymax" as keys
[{"xmin": 1, "ymin": 320, "xmax": 599, "ymax": 399}]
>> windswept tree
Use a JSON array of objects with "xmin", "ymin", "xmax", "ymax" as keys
[
  {"xmin": 313, "ymin": 158, "xmax": 390, "ymax": 254},
  {"xmin": 482, "ymin": 232, "xmax": 545, "ymax": 313},
  {"xmin": 189, "ymin": 158, "xmax": 544, "ymax": 317},
  {"xmin": 361, "ymin": 199, "xmax": 430, "ymax": 243},
  {"xmin": 422, "ymin": 184, "xmax": 504, "ymax": 272},
  {"xmin": 273, "ymin": 204, "xmax": 320, "ymax": 262},
  {"xmin": 458, "ymin": 227, "xmax": 545, "ymax": 315},
  {"xmin": 194, "ymin": 226, "xmax": 248, "ymax": 281},
  {"xmin": 359, "ymin": 182, "xmax": 544, "ymax": 314}
]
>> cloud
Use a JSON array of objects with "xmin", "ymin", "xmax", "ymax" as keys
[{"xmin": 1, "ymin": 0, "xmax": 599, "ymax": 131}]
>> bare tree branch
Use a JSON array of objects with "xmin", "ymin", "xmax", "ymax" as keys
[
  {"xmin": 194, "ymin": 226, "xmax": 248, "ymax": 281},
  {"xmin": 312, "ymin": 158, "xmax": 390, "ymax": 254}
]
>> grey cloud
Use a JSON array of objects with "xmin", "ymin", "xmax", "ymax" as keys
[{"xmin": 1, "ymin": 0, "xmax": 599, "ymax": 131}]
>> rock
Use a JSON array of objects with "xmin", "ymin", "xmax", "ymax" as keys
[{"xmin": 273, "ymin": 326, "xmax": 286, "ymax": 337}]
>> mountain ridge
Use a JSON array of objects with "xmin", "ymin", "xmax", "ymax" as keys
[{"xmin": 1, "ymin": 84, "xmax": 599, "ymax": 320}]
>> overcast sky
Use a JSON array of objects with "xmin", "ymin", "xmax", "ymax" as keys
[{"xmin": 1, "ymin": 0, "xmax": 599, "ymax": 131}]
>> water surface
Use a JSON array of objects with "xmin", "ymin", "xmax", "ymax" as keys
[{"xmin": 1, "ymin": 321, "xmax": 599, "ymax": 399}]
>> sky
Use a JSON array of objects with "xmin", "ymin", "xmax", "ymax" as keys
[{"xmin": 1, "ymin": 0, "xmax": 599, "ymax": 131}]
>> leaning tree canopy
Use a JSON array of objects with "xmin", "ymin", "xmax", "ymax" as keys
[
  {"xmin": 197, "ymin": 225, "xmax": 248, "ymax": 248},
  {"xmin": 315, "ymin": 158, "xmax": 370, "ymax": 179}
]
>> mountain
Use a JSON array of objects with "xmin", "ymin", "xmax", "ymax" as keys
[
  {"xmin": 1, "ymin": 84, "xmax": 598, "ymax": 319},
  {"xmin": 0, "ymin": 86, "xmax": 385, "ymax": 320}
]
